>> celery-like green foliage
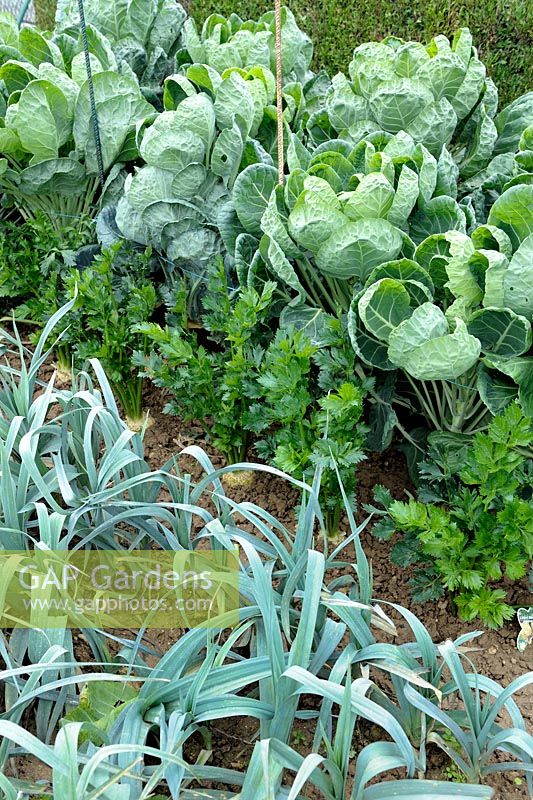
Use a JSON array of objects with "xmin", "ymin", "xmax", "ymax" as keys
[
  {"xmin": 245, "ymin": 317, "xmax": 369, "ymax": 536},
  {"xmin": 135, "ymin": 262, "xmax": 275, "ymax": 463},
  {"xmin": 0, "ymin": 212, "xmax": 92, "ymax": 322},
  {"xmin": 64, "ymin": 242, "xmax": 158, "ymax": 424},
  {"xmin": 371, "ymin": 403, "xmax": 533, "ymax": 627}
]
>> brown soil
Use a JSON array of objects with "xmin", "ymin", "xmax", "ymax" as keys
[{"xmin": 2, "ymin": 361, "xmax": 532, "ymax": 799}]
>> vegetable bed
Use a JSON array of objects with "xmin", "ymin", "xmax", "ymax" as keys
[{"xmin": 0, "ymin": 1, "xmax": 532, "ymax": 798}]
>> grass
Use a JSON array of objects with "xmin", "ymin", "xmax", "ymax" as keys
[
  {"xmin": 185, "ymin": 0, "xmax": 533, "ymax": 107},
  {"xmin": 33, "ymin": 0, "xmax": 56, "ymax": 29}
]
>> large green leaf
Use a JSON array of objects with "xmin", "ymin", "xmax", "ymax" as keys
[
  {"xmin": 387, "ymin": 164, "xmax": 420, "ymax": 229},
  {"xmin": 233, "ymin": 163, "xmax": 278, "ymax": 236},
  {"xmin": 364, "ymin": 258, "xmax": 434, "ymax": 294},
  {"xmin": 74, "ymin": 71, "xmax": 153, "ymax": 174},
  {"xmin": 210, "ymin": 122, "xmax": 245, "ymax": 187},
  {"xmin": 139, "ymin": 111, "xmax": 206, "ymax": 172},
  {"xmin": 8, "ymin": 79, "xmax": 71, "ymax": 161},
  {"xmin": 488, "ymin": 184, "xmax": 533, "ymax": 249},
  {"xmin": 406, "ymin": 97, "xmax": 457, "ymax": 156},
  {"xmin": 172, "ymin": 92, "xmax": 216, "ymax": 155},
  {"xmin": 388, "ymin": 304, "xmax": 481, "ymax": 380},
  {"xmin": 503, "ymin": 233, "xmax": 533, "ymax": 320},
  {"xmin": 409, "ymin": 197, "xmax": 466, "ymax": 245},
  {"xmin": 316, "ymin": 218, "xmax": 403, "ymax": 281},
  {"xmin": 467, "ymin": 308, "xmax": 532, "ymax": 357},
  {"xmin": 444, "ymin": 232, "xmax": 481, "ymax": 307},
  {"xmin": 288, "ymin": 189, "xmax": 346, "ymax": 252},
  {"xmin": 18, "ymin": 27, "xmax": 57, "ymax": 67},
  {"xmin": 484, "ymin": 356, "xmax": 533, "ymax": 417},
  {"xmin": 214, "ymin": 71, "xmax": 255, "ymax": 134},
  {"xmin": 369, "ymin": 79, "xmax": 434, "ymax": 133},
  {"xmin": 494, "ymin": 92, "xmax": 533, "ymax": 156},
  {"xmin": 18, "ymin": 157, "xmax": 88, "ymax": 196},
  {"xmin": 358, "ymin": 278, "xmax": 413, "ymax": 342},
  {"xmin": 261, "ymin": 185, "xmax": 301, "ymax": 259},
  {"xmin": 344, "ymin": 173, "xmax": 395, "ymax": 221},
  {"xmin": 477, "ymin": 366, "xmax": 519, "ymax": 414}
]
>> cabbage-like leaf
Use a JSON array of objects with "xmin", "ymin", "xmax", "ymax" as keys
[
  {"xmin": 18, "ymin": 157, "xmax": 88, "ymax": 195},
  {"xmin": 471, "ymin": 224, "xmax": 513, "ymax": 258},
  {"xmin": 214, "ymin": 71, "xmax": 255, "ymax": 135},
  {"xmin": 358, "ymin": 278, "xmax": 413, "ymax": 342},
  {"xmin": 344, "ymin": 173, "xmax": 395, "ymax": 221},
  {"xmin": 369, "ymin": 79, "xmax": 434, "ymax": 133},
  {"xmin": 487, "ymin": 184, "xmax": 533, "ymax": 249},
  {"xmin": 74, "ymin": 71, "xmax": 152, "ymax": 173},
  {"xmin": 37, "ymin": 62, "xmax": 79, "ymax": 116},
  {"xmin": 0, "ymin": 59, "xmax": 39, "ymax": 93},
  {"xmin": 443, "ymin": 231, "xmax": 481, "ymax": 306},
  {"xmin": 406, "ymin": 97, "xmax": 457, "ymax": 156},
  {"xmin": 484, "ymin": 356, "xmax": 533, "ymax": 417},
  {"xmin": 288, "ymin": 189, "xmax": 346, "ymax": 252},
  {"xmin": 475, "ymin": 250, "xmax": 508, "ymax": 308},
  {"xmin": 467, "ymin": 308, "xmax": 532, "ymax": 357},
  {"xmin": 477, "ymin": 365, "xmax": 519, "ymax": 414},
  {"xmin": 261, "ymin": 184, "xmax": 301, "ymax": 259},
  {"xmin": 348, "ymin": 294, "xmax": 396, "ymax": 370},
  {"xmin": 233, "ymin": 163, "xmax": 278, "ymax": 236},
  {"xmin": 494, "ymin": 92, "xmax": 533, "ymax": 156},
  {"xmin": 0, "ymin": 11, "xmax": 19, "ymax": 48},
  {"xmin": 19, "ymin": 27, "xmax": 61, "ymax": 68},
  {"xmin": 7, "ymin": 78, "xmax": 71, "ymax": 161},
  {"xmin": 279, "ymin": 304, "xmax": 329, "ymax": 343},
  {"xmin": 388, "ymin": 304, "xmax": 481, "ymax": 380},
  {"xmin": 459, "ymin": 111, "xmax": 498, "ymax": 179},
  {"xmin": 265, "ymin": 235, "xmax": 305, "ymax": 301},
  {"xmin": 316, "ymin": 218, "xmax": 403, "ymax": 281},
  {"xmin": 502, "ymin": 233, "xmax": 533, "ymax": 319},
  {"xmin": 409, "ymin": 197, "xmax": 467, "ymax": 244},
  {"xmin": 387, "ymin": 165, "xmax": 419, "ymax": 229},
  {"xmin": 139, "ymin": 112, "xmax": 205, "ymax": 171},
  {"xmin": 210, "ymin": 122, "xmax": 245, "ymax": 187}
]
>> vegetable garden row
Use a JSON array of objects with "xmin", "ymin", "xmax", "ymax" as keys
[{"xmin": 0, "ymin": 0, "xmax": 532, "ymax": 797}]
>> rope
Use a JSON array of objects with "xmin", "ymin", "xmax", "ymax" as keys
[
  {"xmin": 77, "ymin": 0, "xmax": 105, "ymax": 188},
  {"xmin": 274, "ymin": 0, "xmax": 284, "ymax": 185},
  {"xmin": 16, "ymin": 0, "xmax": 32, "ymax": 26}
]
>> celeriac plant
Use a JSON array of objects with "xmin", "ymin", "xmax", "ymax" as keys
[
  {"xmin": 244, "ymin": 317, "xmax": 369, "ymax": 537},
  {"xmin": 64, "ymin": 242, "xmax": 158, "ymax": 427},
  {"xmin": 134, "ymin": 265, "xmax": 275, "ymax": 464},
  {"xmin": 370, "ymin": 403, "xmax": 533, "ymax": 626}
]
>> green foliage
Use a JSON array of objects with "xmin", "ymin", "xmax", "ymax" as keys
[
  {"xmin": 34, "ymin": 0, "xmax": 57, "ymax": 30},
  {"xmin": 65, "ymin": 242, "xmax": 158, "ymax": 422},
  {"xmin": 1, "ymin": 314, "xmax": 533, "ymax": 799},
  {"xmin": 372, "ymin": 403, "xmax": 533, "ymax": 627},
  {"xmin": 187, "ymin": 0, "xmax": 532, "ymax": 108},
  {"xmin": 0, "ymin": 212, "xmax": 92, "ymax": 321},
  {"xmin": 62, "ymin": 681, "xmax": 138, "ymax": 746},
  {"xmin": 135, "ymin": 262, "xmax": 276, "ymax": 463},
  {"xmin": 246, "ymin": 316, "xmax": 368, "ymax": 535}
]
